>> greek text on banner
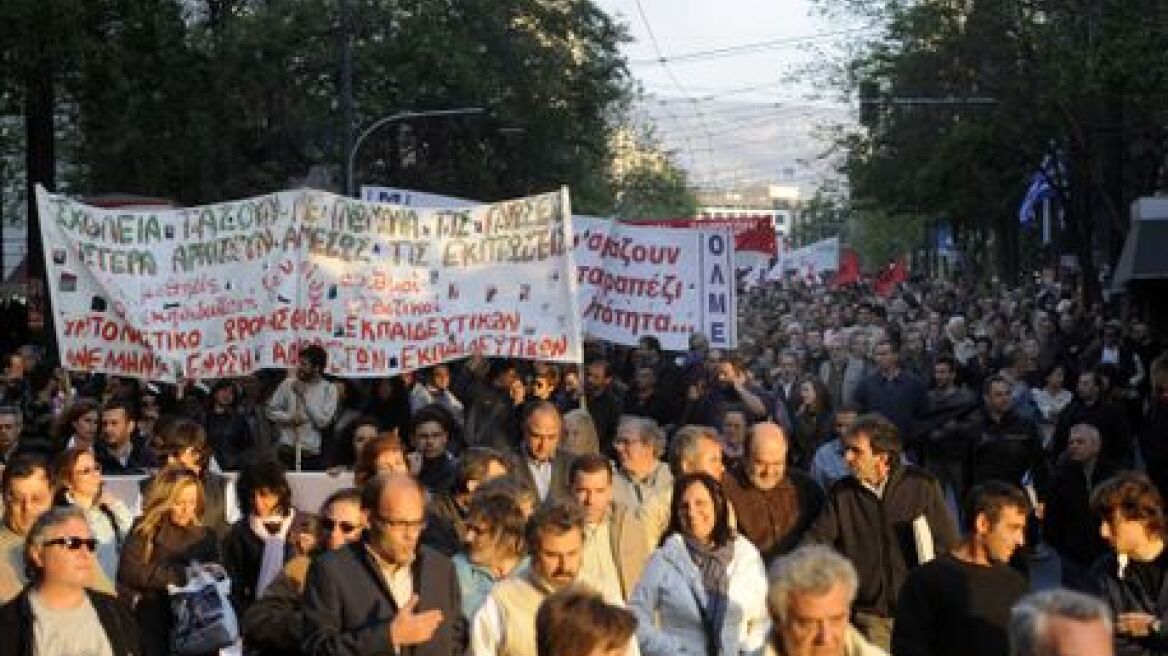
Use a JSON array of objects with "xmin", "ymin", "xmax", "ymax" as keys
[{"xmin": 38, "ymin": 186, "xmax": 582, "ymax": 381}]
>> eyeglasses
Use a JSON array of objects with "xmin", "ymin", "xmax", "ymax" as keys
[
  {"xmin": 321, "ymin": 518, "xmax": 361, "ymax": 534},
  {"xmin": 373, "ymin": 516, "xmax": 427, "ymax": 531},
  {"xmin": 43, "ymin": 537, "xmax": 98, "ymax": 552}
]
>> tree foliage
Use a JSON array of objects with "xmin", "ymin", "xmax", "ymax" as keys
[
  {"xmin": 1, "ymin": 0, "xmax": 688, "ymax": 216},
  {"xmin": 810, "ymin": 0, "xmax": 1168, "ymax": 292}
]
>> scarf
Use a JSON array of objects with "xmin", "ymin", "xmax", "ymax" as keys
[
  {"xmin": 685, "ymin": 535, "xmax": 736, "ymax": 656},
  {"xmin": 248, "ymin": 511, "xmax": 294, "ymax": 598}
]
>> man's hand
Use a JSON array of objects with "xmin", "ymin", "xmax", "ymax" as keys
[
  {"xmin": 389, "ymin": 595, "xmax": 444, "ymax": 647},
  {"xmin": 1116, "ymin": 612, "xmax": 1159, "ymax": 637}
]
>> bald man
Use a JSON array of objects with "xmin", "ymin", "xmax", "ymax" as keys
[
  {"xmin": 722, "ymin": 422, "xmax": 824, "ymax": 563},
  {"xmin": 302, "ymin": 474, "xmax": 465, "ymax": 656}
]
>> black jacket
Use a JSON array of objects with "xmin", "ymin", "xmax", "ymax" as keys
[
  {"xmin": 242, "ymin": 566, "xmax": 307, "ymax": 656},
  {"xmin": 221, "ymin": 514, "xmax": 297, "ymax": 614},
  {"xmin": 1043, "ymin": 457, "xmax": 1120, "ymax": 569},
  {"xmin": 807, "ymin": 463, "xmax": 959, "ymax": 616},
  {"xmin": 1090, "ymin": 552, "xmax": 1168, "ymax": 656},
  {"xmin": 0, "ymin": 588, "xmax": 143, "ymax": 656},
  {"xmin": 302, "ymin": 541, "xmax": 465, "ymax": 656},
  {"xmin": 963, "ymin": 408, "xmax": 1049, "ymax": 498}
]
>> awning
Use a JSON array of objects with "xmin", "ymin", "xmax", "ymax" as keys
[{"xmin": 1112, "ymin": 197, "xmax": 1168, "ymax": 292}]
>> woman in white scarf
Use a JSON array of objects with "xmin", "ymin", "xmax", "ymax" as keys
[{"xmin": 221, "ymin": 458, "xmax": 297, "ymax": 614}]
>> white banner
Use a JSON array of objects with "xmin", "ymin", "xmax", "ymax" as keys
[
  {"xmin": 574, "ymin": 217, "xmax": 736, "ymax": 350},
  {"xmin": 363, "ymin": 186, "xmax": 737, "ymax": 350},
  {"xmin": 767, "ymin": 236, "xmax": 840, "ymax": 281},
  {"xmin": 39, "ymin": 186, "xmax": 581, "ymax": 381}
]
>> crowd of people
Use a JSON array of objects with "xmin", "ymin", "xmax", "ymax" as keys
[{"xmin": 0, "ymin": 272, "xmax": 1165, "ymax": 656}]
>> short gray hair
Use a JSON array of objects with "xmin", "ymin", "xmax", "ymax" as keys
[
  {"xmin": 1009, "ymin": 588, "xmax": 1112, "ymax": 656},
  {"xmin": 618, "ymin": 415, "xmax": 666, "ymax": 458},
  {"xmin": 24, "ymin": 506, "xmax": 89, "ymax": 583},
  {"xmin": 670, "ymin": 425, "xmax": 720, "ymax": 475},
  {"xmin": 1068, "ymin": 423, "xmax": 1101, "ymax": 445},
  {"xmin": 767, "ymin": 545, "xmax": 858, "ymax": 624}
]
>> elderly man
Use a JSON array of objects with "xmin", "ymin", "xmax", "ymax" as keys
[
  {"xmin": 569, "ymin": 453, "xmax": 656, "ymax": 601},
  {"xmin": 611, "ymin": 415, "xmax": 672, "ymax": 512},
  {"xmin": 764, "ymin": 545, "xmax": 886, "ymax": 656},
  {"xmin": 807, "ymin": 414, "xmax": 958, "ymax": 650},
  {"xmin": 670, "ymin": 424, "xmax": 726, "ymax": 481},
  {"xmin": 510, "ymin": 402, "xmax": 573, "ymax": 503},
  {"xmin": 0, "ymin": 453, "xmax": 115, "ymax": 602},
  {"xmin": 723, "ymin": 422, "xmax": 824, "ymax": 563},
  {"xmin": 302, "ymin": 473, "xmax": 464, "ymax": 656},
  {"xmin": 893, "ymin": 482, "xmax": 1031, "ymax": 656},
  {"xmin": 1008, "ymin": 589, "xmax": 1114, "ymax": 656},
  {"xmin": 471, "ymin": 501, "xmax": 623, "ymax": 656},
  {"xmin": 1043, "ymin": 423, "xmax": 1119, "ymax": 589},
  {"xmin": 0, "ymin": 506, "xmax": 143, "ymax": 655}
]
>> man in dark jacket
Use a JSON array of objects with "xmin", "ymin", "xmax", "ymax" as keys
[
  {"xmin": 1053, "ymin": 370, "xmax": 1132, "ymax": 466},
  {"xmin": 854, "ymin": 339, "xmax": 929, "ymax": 458},
  {"xmin": 962, "ymin": 374, "xmax": 1049, "ymax": 496},
  {"xmin": 807, "ymin": 413, "xmax": 959, "ymax": 652},
  {"xmin": 303, "ymin": 473, "xmax": 465, "ymax": 656},
  {"xmin": 95, "ymin": 396, "xmax": 155, "ymax": 475},
  {"xmin": 0, "ymin": 506, "xmax": 142, "ymax": 656}
]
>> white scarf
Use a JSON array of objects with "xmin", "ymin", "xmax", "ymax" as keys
[{"xmin": 248, "ymin": 512, "xmax": 295, "ymax": 598}]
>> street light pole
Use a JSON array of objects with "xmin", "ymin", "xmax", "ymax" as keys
[{"xmin": 346, "ymin": 107, "xmax": 486, "ymax": 197}]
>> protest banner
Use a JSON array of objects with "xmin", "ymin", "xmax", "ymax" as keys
[
  {"xmin": 38, "ymin": 185, "xmax": 581, "ymax": 381},
  {"xmin": 362, "ymin": 186, "xmax": 739, "ymax": 350},
  {"xmin": 635, "ymin": 216, "xmax": 777, "ymax": 260},
  {"xmin": 574, "ymin": 217, "xmax": 737, "ymax": 350},
  {"xmin": 766, "ymin": 236, "xmax": 840, "ymax": 281}
]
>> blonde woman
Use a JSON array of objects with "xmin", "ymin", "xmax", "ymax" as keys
[
  {"xmin": 118, "ymin": 468, "xmax": 220, "ymax": 655},
  {"xmin": 53, "ymin": 446, "xmax": 133, "ymax": 581}
]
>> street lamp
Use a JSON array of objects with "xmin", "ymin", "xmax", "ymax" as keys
[{"xmin": 346, "ymin": 107, "xmax": 486, "ymax": 197}]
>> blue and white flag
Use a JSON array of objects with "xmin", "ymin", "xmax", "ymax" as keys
[{"xmin": 1019, "ymin": 155, "xmax": 1058, "ymax": 226}]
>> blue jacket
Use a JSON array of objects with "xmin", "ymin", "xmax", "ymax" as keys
[{"xmin": 629, "ymin": 533, "xmax": 770, "ymax": 656}]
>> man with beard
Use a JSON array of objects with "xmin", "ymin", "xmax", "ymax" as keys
[
  {"xmin": 892, "ymin": 482, "xmax": 1032, "ymax": 656},
  {"xmin": 267, "ymin": 345, "xmax": 339, "ymax": 471},
  {"xmin": 470, "ymin": 501, "xmax": 598, "ymax": 656}
]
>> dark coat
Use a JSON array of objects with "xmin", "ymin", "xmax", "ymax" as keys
[
  {"xmin": 806, "ymin": 463, "xmax": 959, "ymax": 616},
  {"xmin": 1043, "ymin": 457, "xmax": 1120, "ymax": 569},
  {"xmin": 722, "ymin": 465, "xmax": 824, "ymax": 563},
  {"xmin": 302, "ymin": 541, "xmax": 465, "ymax": 656},
  {"xmin": 0, "ymin": 588, "xmax": 143, "ymax": 656},
  {"xmin": 509, "ymin": 450, "xmax": 574, "ymax": 505},
  {"xmin": 95, "ymin": 434, "xmax": 157, "ymax": 475},
  {"xmin": 221, "ymin": 514, "xmax": 297, "ymax": 614},
  {"xmin": 241, "ymin": 566, "xmax": 307, "ymax": 656},
  {"xmin": 1090, "ymin": 552, "xmax": 1168, "ymax": 656},
  {"xmin": 116, "ymin": 520, "xmax": 220, "ymax": 655}
]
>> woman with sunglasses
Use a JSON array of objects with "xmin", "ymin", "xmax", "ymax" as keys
[
  {"xmin": 52, "ymin": 446, "xmax": 133, "ymax": 582},
  {"xmin": 242, "ymin": 487, "xmax": 365, "ymax": 655},
  {"xmin": 118, "ymin": 468, "xmax": 220, "ymax": 655}
]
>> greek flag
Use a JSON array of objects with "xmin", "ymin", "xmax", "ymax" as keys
[{"xmin": 1019, "ymin": 155, "xmax": 1057, "ymax": 226}]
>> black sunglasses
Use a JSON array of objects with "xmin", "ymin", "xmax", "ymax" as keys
[
  {"xmin": 320, "ymin": 518, "xmax": 360, "ymax": 534},
  {"xmin": 43, "ymin": 537, "xmax": 98, "ymax": 552}
]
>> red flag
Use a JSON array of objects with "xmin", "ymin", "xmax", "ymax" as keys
[
  {"xmin": 874, "ymin": 256, "xmax": 907, "ymax": 296},
  {"xmin": 831, "ymin": 247, "xmax": 860, "ymax": 288}
]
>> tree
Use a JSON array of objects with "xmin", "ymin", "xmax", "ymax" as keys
[{"xmin": 809, "ymin": 0, "xmax": 1168, "ymax": 299}]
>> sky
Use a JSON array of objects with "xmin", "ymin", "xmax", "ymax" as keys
[{"xmin": 592, "ymin": 0, "xmax": 859, "ymax": 191}]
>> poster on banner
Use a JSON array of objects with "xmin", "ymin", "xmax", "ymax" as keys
[
  {"xmin": 767, "ymin": 236, "xmax": 840, "ymax": 281},
  {"xmin": 38, "ymin": 186, "xmax": 581, "ymax": 381},
  {"xmin": 574, "ymin": 217, "xmax": 737, "ymax": 350},
  {"xmin": 361, "ymin": 185, "xmax": 738, "ymax": 349}
]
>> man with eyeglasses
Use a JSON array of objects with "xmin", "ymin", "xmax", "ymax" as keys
[
  {"xmin": 303, "ymin": 473, "xmax": 464, "ymax": 656},
  {"xmin": 0, "ymin": 506, "xmax": 143, "ymax": 655},
  {"xmin": 1, "ymin": 453, "xmax": 115, "ymax": 603}
]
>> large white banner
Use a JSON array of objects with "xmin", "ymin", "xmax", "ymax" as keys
[
  {"xmin": 39, "ymin": 186, "xmax": 581, "ymax": 381},
  {"xmin": 574, "ymin": 217, "xmax": 736, "ymax": 350},
  {"xmin": 766, "ymin": 236, "xmax": 840, "ymax": 281},
  {"xmin": 363, "ymin": 186, "xmax": 738, "ymax": 350}
]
